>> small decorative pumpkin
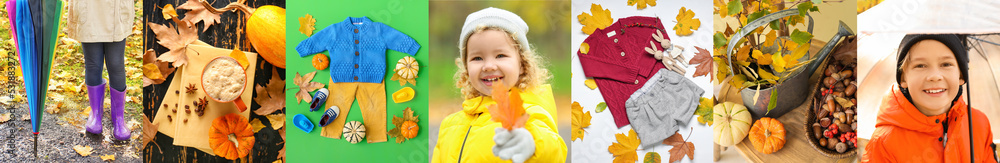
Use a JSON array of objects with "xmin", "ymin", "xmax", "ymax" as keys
[
  {"xmin": 392, "ymin": 87, "xmax": 415, "ymax": 103},
  {"xmin": 208, "ymin": 113, "xmax": 255, "ymax": 160},
  {"xmin": 749, "ymin": 117, "xmax": 786, "ymax": 154},
  {"xmin": 713, "ymin": 102, "xmax": 752, "ymax": 146},
  {"xmin": 391, "ymin": 56, "xmax": 419, "ymax": 86},
  {"xmin": 247, "ymin": 5, "xmax": 287, "ymax": 68},
  {"xmin": 312, "ymin": 53, "xmax": 329, "ymax": 70},
  {"xmin": 400, "ymin": 121, "xmax": 419, "ymax": 139},
  {"xmin": 343, "ymin": 121, "xmax": 366, "ymax": 144}
]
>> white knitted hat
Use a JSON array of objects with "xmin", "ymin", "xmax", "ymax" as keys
[{"xmin": 459, "ymin": 7, "xmax": 530, "ymax": 53}]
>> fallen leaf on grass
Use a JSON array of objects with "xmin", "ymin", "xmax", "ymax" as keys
[
  {"xmin": 0, "ymin": 113, "xmax": 10, "ymax": 123},
  {"xmin": 100, "ymin": 154, "xmax": 115, "ymax": 161},
  {"xmin": 73, "ymin": 145, "xmax": 93, "ymax": 156}
]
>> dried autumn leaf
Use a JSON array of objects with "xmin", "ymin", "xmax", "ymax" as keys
[
  {"xmin": 832, "ymin": 36, "xmax": 857, "ymax": 65},
  {"xmin": 267, "ymin": 114, "xmax": 286, "ymax": 130},
  {"xmin": 141, "ymin": 116, "xmax": 160, "ymax": 149},
  {"xmin": 230, "ymin": 48, "xmax": 250, "ymax": 70},
  {"xmin": 584, "ymin": 79, "xmax": 598, "ymax": 90},
  {"xmin": 177, "ymin": 0, "xmax": 223, "ymax": 31},
  {"xmin": 571, "ymin": 102, "xmax": 591, "ymax": 141},
  {"xmin": 293, "ymin": 71, "xmax": 323, "ymax": 104},
  {"xmin": 674, "ymin": 7, "xmax": 700, "ymax": 36},
  {"xmin": 627, "ymin": 0, "xmax": 656, "ymax": 9},
  {"xmin": 690, "ymin": 46, "xmax": 713, "ymax": 78},
  {"xmin": 488, "ymin": 82, "xmax": 528, "ymax": 131},
  {"xmin": 663, "ymin": 131, "xmax": 696, "ymax": 163},
  {"xmin": 142, "ymin": 49, "xmax": 176, "ymax": 87},
  {"xmin": 695, "ymin": 97, "xmax": 714, "ymax": 125},
  {"xmin": 148, "ymin": 20, "xmax": 198, "ymax": 67},
  {"xmin": 0, "ymin": 113, "xmax": 10, "ymax": 123},
  {"xmin": 100, "ymin": 154, "xmax": 116, "ymax": 161},
  {"xmin": 73, "ymin": 145, "xmax": 93, "ymax": 156},
  {"xmin": 254, "ymin": 67, "xmax": 286, "ymax": 116},
  {"xmin": 753, "ymin": 49, "xmax": 772, "ymax": 65},
  {"xmin": 162, "ymin": 4, "xmax": 178, "ymax": 20},
  {"xmin": 608, "ymin": 129, "xmax": 640, "ymax": 163},
  {"xmin": 250, "ymin": 118, "xmax": 266, "ymax": 133},
  {"xmin": 388, "ymin": 107, "xmax": 420, "ymax": 143},
  {"xmin": 299, "ymin": 14, "xmax": 317, "ymax": 36},
  {"xmin": 578, "ymin": 4, "xmax": 613, "ymax": 35}
]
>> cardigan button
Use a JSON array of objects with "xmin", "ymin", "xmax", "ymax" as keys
[
  {"xmin": 355, "ymin": 40, "xmax": 359, "ymax": 44},
  {"xmin": 354, "ymin": 76, "xmax": 358, "ymax": 80},
  {"xmin": 354, "ymin": 64, "xmax": 359, "ymax": 68},
  {"xmin": 354, "ymin": 29, "xmax": 359, "ymax": 33},
  {"xmin": 355, "ymin": 51, "xmax": 359, "ymax": 56},
  {"xmin": 614, "ymin": 38, "xmax": 618, "ymax": 43},
  {"xmin": 634, "ymin": 80, "xmax": 639, "ymax": 84},
  {"xmin": 620, "ymin": 52, "xmax": 625, "ymax": 56}
]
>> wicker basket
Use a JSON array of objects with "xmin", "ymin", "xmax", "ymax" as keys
[{"xmin": 804, "ymin": 43, "xmax": 858, "ymax": 159}]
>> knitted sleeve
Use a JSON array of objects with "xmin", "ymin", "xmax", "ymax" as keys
[
  {"xmin": 378, "ymin": 23, "xmax": 420, "ymax": 55},
  {"xmin": 295, "ymin": 23, "xmax": 337, "ymax": 57}
]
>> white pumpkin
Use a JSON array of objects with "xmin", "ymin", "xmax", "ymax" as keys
[
  {"xmin": 395, "ymin": 56, "xmax": 419, "ymax": 80},
  {"xmin": 713, "ymin": 102, "xmax": 752, "ymax": 146},
  {"xmin": 343, "ymin": 121, "xmax": 367, "ymax": 144}
]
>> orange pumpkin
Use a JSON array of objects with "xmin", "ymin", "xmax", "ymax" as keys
[
  {"xmin": 208, "ymin": 113, "xmax": 256, "ymax": 160},
  {"xmin": 312, "ymin": 53, "xmax": 329, "ymax": 70},
  {"xmin": 400, "ymin": 120, "xmax": 419, "ymax": 139},
  {"xmin": 749, "ymin": 117, "xmax": 785, "ymax": 154},
  {"xmin": 247, "ymin": 5, "xmax": 286, "ymax": 68}
]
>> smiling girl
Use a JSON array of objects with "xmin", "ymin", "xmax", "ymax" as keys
[{"xmin": 862, "ymin": 34, "xmax": 996, "ymax": 162}]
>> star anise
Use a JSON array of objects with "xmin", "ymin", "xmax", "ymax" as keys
[
  {"xmin": 193, "ymin": 97, "xmax": 208, "ymax": 116},
  {"xmin": 185, "ymin": 83, "xmax": 199, "ymax": 94}
]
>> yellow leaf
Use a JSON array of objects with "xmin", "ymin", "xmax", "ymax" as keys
[
  {"xmin": 100, "ymin": 155, "xmax": 116, "ymax": 161},
  {"xmin": 229, "ymin": 48, "xmax": 250, "ymax": 70},
  {"xmin": 763, "ymin": 30, "xmax": 776, "ymax": 47},
  {"xmin": 786, "ymin": 43, "xmax": 810, "ymax": 66},
  {"xmin": 580, "ymin": 42, "xmax": 590, "ymax": 55},
  {"xmin": 674, "ymin": 7, "xmax": 700, "ymax": 36},
  {"xmin": 299, "ymin": 14, "xmax": 317, "ymax": 37},
  {"xmin": 772, "ymin": 51, "xmax": 787, "ymax": 73},
  {"xmin": 142, "ymin": 63, "xmax": 163, "ymax": 80},
  {"xmin": 267, "ymin": 114, "xmax": 286, "ymax": 130},
  {"xmin": 735, "ymin": 45, "xmax": 752, "ymax": 66},
  {"xmin": 585, "ymin": 79, "xmax": 598, "ymax": 90},
  {"xmin": 73, "ymin": 145, "xmax": 93, "ymax": 156},
  {"xmin": 250, "ymin": 118, "xmax": 266, "ymax": 133},
  {"xmin": 782, "ymin": 38, "xmax": 799, "ymax": 51},
  {"xmin": 162, "ymin": 4, "xmax": 177, "ymax": 20},
  {"xmin": 608, "ymin": 129, "xmax": 640, "ymax": 163},
  {"xmin": 627, "ymin": 0, "xmax": 657, "ymax": 9},
  {"xmin": 0, "ymin": 113, "xmax": 10, "ymax": 123},
  {"xmin": 752, "ymin": 49, "xmax": 772, "ymax": 65},
  {"xmin": 572, "ymin": 102, "xmax": 592, "ymax": 141},
  {"xmin": 715, "ymin": 0, "xmax": 729, "ymax": 18},
  {"xmin": 578, "ymin": 4, "xmax": 614, "ymax": 35},
  {"xmin": 758, "ymin": 68, "xmax": 778, "ymax": 84}
]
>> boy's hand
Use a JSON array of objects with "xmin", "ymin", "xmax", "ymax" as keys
[{"xmin": 493, "ymin": 127, "xmax": 535, "ymax": 163}]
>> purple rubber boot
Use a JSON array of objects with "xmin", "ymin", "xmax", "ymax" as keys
[
  {"xmin": 110, "ymin": 87, "xmax": 131, "ymax": 140},
  {"xmin": 85, "ymin": 82, "xmax": 105, "ymax": 134}
]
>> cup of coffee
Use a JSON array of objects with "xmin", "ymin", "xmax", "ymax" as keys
[{"xmin": 201, "ymin": 56, "xmax": 248, "ymax": 112}]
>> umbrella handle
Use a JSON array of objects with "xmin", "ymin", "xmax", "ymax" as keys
[{"xmin": 234, "ymin": 96, "xmax": 247, "ymax": 112}]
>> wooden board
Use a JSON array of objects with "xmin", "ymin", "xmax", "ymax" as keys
[{"xmin": 731, "ymin": 40, "xmax": 858, "ymax": 163}]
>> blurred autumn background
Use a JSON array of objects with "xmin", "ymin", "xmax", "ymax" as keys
[
  {"xmin": 427, "ymin": 0, "xmax": 572, "ymax": 160},
  {"xmin": 0, "ymin": 0, "xmax": 144, "ymax": 162}
]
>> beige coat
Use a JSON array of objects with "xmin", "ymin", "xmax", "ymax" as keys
[{"xmin": 65, "ymin": 0, "xmax": 134, "ymax": 43}]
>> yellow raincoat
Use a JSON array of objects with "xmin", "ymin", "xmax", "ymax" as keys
[{"xmin": 432, "ymin": 85, "xmax": 567, "ymax": 163}]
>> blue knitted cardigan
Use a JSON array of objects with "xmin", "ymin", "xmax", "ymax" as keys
[{"xmin": 296, "ymin": 16, "xmax": 420, "ymax": 83}]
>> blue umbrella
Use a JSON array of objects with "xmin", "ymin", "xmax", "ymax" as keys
[{"xmin": 11, "ymin": 0, "xmax": 60, "ymax": 158}]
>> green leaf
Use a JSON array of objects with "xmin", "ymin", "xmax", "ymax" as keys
[
  {"xmin": 797, "ymin": 2, "xmax": 813, "ymax": 16},
  {"xmin": 747, "ymin": 11, "xmax": 769, "ymax": 24},
  {"xmin": 727, "ymin": 0, "xmax": 742, "ymax": 16},
  {"xmin": 714, "ymin": 33, "xmax": 728, "ymax": 48},
  {"xmin": 596, "ymin": 102, "xmax": 607, "ymax": 113},
  {"xmin": 766, "ymin": 89, "xmax": 778, "ymax": 115},
  {"xmin": 644, "ymin": 152, "xmax": 662, "ymax": 163},
  {"xmin": 790, "ymin": 29, "xmax": 813, "ymax": 44}
]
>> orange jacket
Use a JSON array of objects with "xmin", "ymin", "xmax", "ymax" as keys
[{"xmin": 863, "ymin": 87, "xmax": 996, "ymax": 163}]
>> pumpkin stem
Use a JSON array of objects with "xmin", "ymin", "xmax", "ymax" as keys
[
  {"xmin": 228, "ymin": 133, "xmax": 239, "ymax": 148},
  {"xmin": 197, "ymin": 0, "xmax": 255, "ymax": 15},
  {"xmin": 764, "ymin": 130, "xmax": 771, "ymax": 137}
]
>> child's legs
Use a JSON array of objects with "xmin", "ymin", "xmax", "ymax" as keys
[
  {"xmin": 81, "ymin": 42, "xmax": 105, "ymax": 87},
  {"xmin": 320, "ymin": 81, "xmax": 358, "ymax": 139},
  {"xmin": 356, "ymin": 82, "xmax": 386, "ymax": 143},
  {"xmin": 102, "ymin": 39, "xmax": 127, "ymax": 92}
]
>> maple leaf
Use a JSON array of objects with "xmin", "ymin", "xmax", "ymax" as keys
[
  {"xmin": 142, "ymin": 49, "xmax": 176, "ymax": 87},
  {"xmin": 292, "ymin": 71, "xmax": 323, "ymax": 104},
  {"xmin": 250, "ymin": 118, "xmax": 266, "ymax": 133},
  {"xmin": 299, "ymin": 14, "xmax": 317, "ymax": 36},
  {"xmin": 578, "ymin": 4, "xmax": 613, "ymax": 35},
  {"xmin": 488, "ymin": 82, "xmax": 528, "ymax": 131},
  {"xmin": 254, "ymin": 67, "xmax": 286, "ymax": 115},
  {"xmin": 674, "ymin": 7, "xmax": 701, "ymax": 36},
  {"xmin": 388, "ymin": 107, "xmax": 420, "ymax": 143},
  {"xmin": 148, "ymin": 20, "xmax": 198, "ymax": 67},
  {"xmin": 689, "ymin": 46, "xmax": 713, "ymax": 78},
  {"xmin": 141, "ymin": 116, "xmax": 160, "ymax": 151},
  {"xmin": 662, "ymin": 131, "xmax": 695, "ymax": 163},
  {"xmin": 267, "ymin": 114, "xmax": 286, "ymax": 130},
  {"xmin": 627, "ymin": 0, "xmax": 657, "ymax": 9},
  {"xmin": 176, "ymin": 0, "xmax": 222, "ymax": 31},
  {"xmin": 100, "ymin": 155, "xmax": 116, "ymax": 161},
  {"xmin": 73, "ymin": 145, "xmax": 93, "ymax": 156},
  {"xmin": 571, "ymin": 102, "xmax": 591, "ymax": 141},
  {"xmin": 695, "ymin": 97, "xmax": 714, "ymax": 125},
  {"xmin": 608, "ymin": 129, "xmax": 640, "ymax": 163}
]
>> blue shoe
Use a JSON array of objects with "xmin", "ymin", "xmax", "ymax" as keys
[
  {"xmin": 319, "ymin": 106, "xmax": 340, "ymax": 127},
  {"xmin": 293, "ymin": 114, "xmax": 314, "ymax": 133},
  {"xmin": 309, "ymin": 88, "xmax": 329, "ymax": 112}
]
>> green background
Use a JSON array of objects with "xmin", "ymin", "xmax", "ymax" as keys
[{"xmin": 284, "ymin": 0, "xmax": 429, "ymax": 162}]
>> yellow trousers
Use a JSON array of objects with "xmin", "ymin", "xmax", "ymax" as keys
[{"xmin": 320, "ymin": 80, "xmax": 387, "ymax": 143}]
